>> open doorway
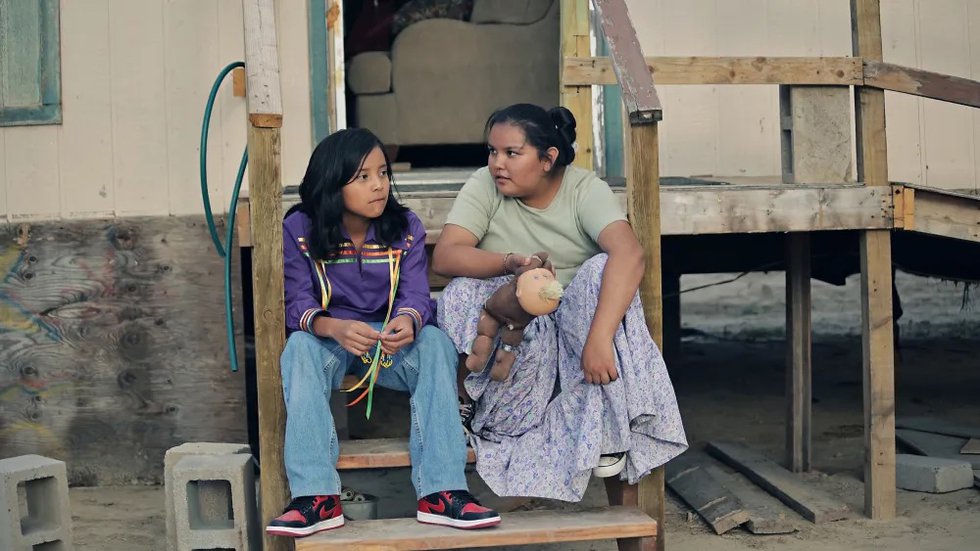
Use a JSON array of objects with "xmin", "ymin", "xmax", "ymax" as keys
[{"xmin": 340, "ymin": 0, "xmax": 560, "ymax": 169}]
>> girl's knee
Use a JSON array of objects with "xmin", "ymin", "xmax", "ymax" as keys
[
  {"xmin": 416, "ymin": 325, "xmax": 461, "ymax": 369},
  {"xmin": 581, "ymin": 253, "xmax": 609, "ymax": 274}
]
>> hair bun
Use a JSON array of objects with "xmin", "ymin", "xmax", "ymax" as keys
[{"xmin": 547, "ymin": 107, "xmax": 577, "ymax": 166}]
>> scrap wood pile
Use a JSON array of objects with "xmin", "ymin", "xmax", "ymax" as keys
[{"xmin": 670, "ymin": 416, "xmax": 980, "ymax": 537}]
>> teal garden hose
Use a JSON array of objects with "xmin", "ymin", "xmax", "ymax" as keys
[{"xmin": 200, "ymin": 61, "xmax": 247, "ymax": 372}]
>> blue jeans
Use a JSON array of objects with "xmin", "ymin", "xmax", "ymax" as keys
[{"xmin": 280, "ymin": 324, "xmax": 469, "ymax": 499}]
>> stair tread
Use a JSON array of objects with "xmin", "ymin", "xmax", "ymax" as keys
[
  {"xmin": 295, "ymin": 506, "xmax": 656, "ymax": 550},
  {"xmin": 338, "ymin": 438, "xmax": 475, "ymax": 470}
]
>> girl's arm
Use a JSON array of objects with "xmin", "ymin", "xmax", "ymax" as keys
[
  {"xmin": 433, "ymin": 224, "xmax": 520, "ymax": 278},
  {"xmin": 391, "ymin": 214, "xmax": 434, "ymax": 331},
  {"xmin": 581, "ymin": 220, "xmax": 646, "ymax": 384}
]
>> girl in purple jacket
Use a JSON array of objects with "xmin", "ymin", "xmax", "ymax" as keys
[{"xmin": 267, "ymin": 129, "xmax": 499, "ymax": 537}]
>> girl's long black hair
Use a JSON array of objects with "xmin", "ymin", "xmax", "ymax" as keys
[{"xmin": 287, "ymin": 128, "xmax": 407, "ymax": 260}]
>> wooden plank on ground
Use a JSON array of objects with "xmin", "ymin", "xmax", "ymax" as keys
[
  {"xmin": 295, "ymin": 506, "xmax": 657, "ymax": 550},
  {"xmin": 895, "ymin": 429, "xmax": 980, "ymax": 469},
  {"xmin": 896, "ymin": 416, "xmax": 980, "ymax": 440},
  {"xmin": 961, "ymin": 439, "xmax": 980, "ymax": 455},
  {"xmin": 707, "ymin": 442, "xmax": 852, "ymax": 524},
  {"xmin": 702, "ymin": 464, "xmax": 798, "ymax": 535},
  {"xmin": 665, "ymin": 454, "xmax": 749, "ymax": 535},
  {"xmin": 337, "ymin": 438, "xmax": 475, "ymax": 470}
]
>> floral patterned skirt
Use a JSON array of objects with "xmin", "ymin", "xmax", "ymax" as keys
[{"xmin": 437, "ymin": 254, "xmax": 688, "ymax": 501}]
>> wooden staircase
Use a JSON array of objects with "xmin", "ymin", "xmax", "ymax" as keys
[{"xmin": 292, "ymin": 437, "xmax": 658, "ymax": 550}]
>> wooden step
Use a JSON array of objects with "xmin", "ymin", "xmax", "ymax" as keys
[
  {"xmin": 294, "ymin": 506, "xmax": 657, "ymax": 550},
  {"xmin": 338, "ymin": 438, "xmax": 476, "ymax": 470}
]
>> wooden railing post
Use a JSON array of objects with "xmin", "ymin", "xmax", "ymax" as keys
[
  {"xmin": 242, "ymin": 1, "xmax": 289, "ymax": 549},
  {"xmin": 560, "ymin": 0, "xmax": 595, "ymax": 170},
  {"xmin": 591, "ymin": 1, "xmax": 664, "ymax": 550},
  {"xmin": 851, "ymin": 0, "xmax": 896, "ymax": 521}
]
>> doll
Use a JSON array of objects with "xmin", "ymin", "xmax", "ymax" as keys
[{"xmin": 466, "ymin": 252, "xmax": 564, "ymax": 381}]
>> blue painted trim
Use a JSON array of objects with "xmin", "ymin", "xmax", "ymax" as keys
[
  {"xmin": 0, "ymin": 0, "xmax": 62, "ymax": 126},
  {"xmin": 307, "ymin": 0, "xmax": 331, "ymax": 143},
  {"xmin": 597, "ymin": 28, "xmax": 623, "ymax": 178}
]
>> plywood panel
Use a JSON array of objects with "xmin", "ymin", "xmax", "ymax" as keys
[
  {"xmin": 4, "ymin": 127, "xmax": 60, "ymax": 219},
  {"xmin": 109, "ymin": 0, "xmax": 170, "ymax": 215},
  {"xmin": 217, "ymin": 0, "xmax": 249, "ymax": 209},
  {"xmin": 766, "ymin": 0, "xmax": 819, "ymax": 56},
  {"xmin": 657, "ymin": 0, "xmax": 717, "ymax": 176},
  {"xmin": 881, "ymin": 0, "xmax": 923, "ymax": 187},
  {"xmin": 971, "ymin": 1, "xmax": 980, "ymax": 194},
  {"xmin": 716, "ymin": 0, "xmax": 778, "ymax": 177},
  {"xmin": 0, "ymin": 217, "xmax": 247, "ymax": 485},
  {"xmin": 163, "ymin": 1, "xmax": 222, "ymax": 215},
  {"xmin": 815, "ymin": 0, "xmax": 852, "ymax": 56},
  {"xmin": 58, "ymin": 0, "xmax": 114, "ymax": 218},
  {"xmin": 0, "ymin": 130, "xmax": 6, "ymax": 220},
  {"xmin": 275, "ymin": 0, "xmax": 313, "ymax": 189},
  {"xmin": 918, "ymin": 0, "xmax": 975, "ymax": 191}
]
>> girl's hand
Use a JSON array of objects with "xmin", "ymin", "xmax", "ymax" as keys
[
  {"xmin": 504, "ymin": 252, "xmax": 555, "ymax": 275},
  {"xmin": 329, "ymin": 319, "xmax": 382, "ymax": 357},
  {"xmin": 581, "ymin": 336, "xmax": 618, "ymax": 385},
  {"xmin": 380, "ymin": 315, "xmax": 415, "ymax": 355}
]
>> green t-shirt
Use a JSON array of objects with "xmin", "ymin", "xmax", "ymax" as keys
[{"xmin": 445, "ymin": 165, "xmax": 627, "ymax": 285}]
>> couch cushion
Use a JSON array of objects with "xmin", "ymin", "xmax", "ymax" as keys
[
  {"xmin": 347, "ymin": 52, "xmax": 392, "ymax": 95},
  {"xmin": 470, "ymin": 0, "xmax": 553, "ymax": 25}
]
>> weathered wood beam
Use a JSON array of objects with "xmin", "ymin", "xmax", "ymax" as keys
[
  {"xmin": 563, "ymin": 56, "xmax": 864, "ymax": 86},
  {"xmin": 851, "ymin": 0, "xmax": 896, "ymax": 521},
  {"xmin": 276, "ymin": 184, "xmax": 896, "ymax": 238},
  {"xmin": 242, "ymin": 1, "xmax": 287, "ymax": 549},
  {"xmin": 243, "ymin": 0, "xmax": 283, "ymax": 128},
  {"xmin": 864, "ymin": 60, "xmax": 980, "ymax": 109},
  {"xmin": 591, "ymin": 0, "xmax": 661, "ymax": 122},
  {"xmin": 905, "ymin": 185, "xmax": 980, "ymax": 244},
  {"xmin": 560, "ymin": 0, "xmax": 594, "ymax": 170},
  {"xmin": 785, "ymin": 233, "xmax": 812, "ymax": 473}
]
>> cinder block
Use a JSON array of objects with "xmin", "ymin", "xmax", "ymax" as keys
[
  {"xmin": 165, "ymin": 443, "xmax": 250, "ymax": 551},
  {"xmin": 172, "ymin": 453, "xmax": 259, "ymax": 551},
  {"xmin": 896, "ymin": 454, "xmax": 974, "ymax": 493},
  {"xmin": 780, "ymin": 85, "xmax": 853, "ymax": 184},
  {"xmin": 0, "ymin": 454, "xmax": 74, "ymax": 551}
]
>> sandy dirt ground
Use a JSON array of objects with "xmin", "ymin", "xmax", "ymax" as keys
[{"xmin": 69, "ymin": 271, "xmax": 980, "ymax": 550}]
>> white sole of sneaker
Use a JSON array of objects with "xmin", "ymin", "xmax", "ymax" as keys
[
  {"xmin": 593, "ymin": 454, "xmax": 627, "ymax": 478},
  {"xmin": 417, "ymin": 511, "xmax": 502, "ymax": 529},
  {"xmin": 266, "ymin": 515, "xmax": 345, "ymax": 537}
]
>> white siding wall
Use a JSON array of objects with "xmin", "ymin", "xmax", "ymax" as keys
[
  {"xmin": 626, "ymin": 0, "xmax": 980, "ymax": 193},
  {"xmin": 0, "ymin": 0, "xmax": 312, "ymax": 221}
]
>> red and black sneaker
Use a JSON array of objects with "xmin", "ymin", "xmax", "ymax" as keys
[
  {"xmin": 266, "ymin": 495, "xmax": 344, "ymax": 537},
  {"xmin": 417, "ymin": 490, "xmax": 501, "ymax": 529}
]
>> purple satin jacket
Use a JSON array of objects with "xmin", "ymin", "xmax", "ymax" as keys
[{"xmin": 282, "ymin": 210, "xmax": 434, "ymax": 335}]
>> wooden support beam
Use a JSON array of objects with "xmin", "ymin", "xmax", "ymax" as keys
[
  {"xmin": 560, "ymin": 0, "xmax": 594, "ymax": 169},
  {"xmin": 563, "ymin": 56, "xmax": 864, "ymax": 86},
  {"xmin": 242, "ymin": 1, "xmax": 287, "ymax": 549},
  {"xmin": 906, "ymin": 186, "xmax": 980, "ymax": 244},
  {"xmin": 627, "ymin": 121, "xmax": 665, "ymax": 551},
  {"xmin": 852, "ymin": 0, "xmax": 896, "ymax": 521},
  {"xmin": 785, "ymin": 233, "xmax": 812, "ymax": 473},
  {"xmin": 864, "ymin": 60, "xmax": 980, "ymax": 109},
  {"xmin": 243, "ymin": 0, "xmax": 283, "ymax": 128}
]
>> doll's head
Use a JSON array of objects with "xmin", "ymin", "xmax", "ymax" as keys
[{"xmin": 515, "ymin": 268, "xmax": 564, "ymax": 316}]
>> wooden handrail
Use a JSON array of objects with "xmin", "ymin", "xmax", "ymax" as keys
[
  {"xmin": 864, "ymin": 60, "xmax": 980, "ymax": 109},
  {"xmin": 592, "ymin": 0, "xmax": 661, "ymax": 123},
  {"xmin": 564, "ymin": 55, "xmax": 980, "ymax": 109},
  {"xmin": 564, "ymin": 56, "xmax": 864, "ymax": 86}
]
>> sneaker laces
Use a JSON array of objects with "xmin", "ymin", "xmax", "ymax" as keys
[
  {"xmin": 284, "ymin": 495, "xmax": 319, "ymax": 513},
  {"xmin": 445, "ymin": 489, "xmax": 481, "ymax": 505}
]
